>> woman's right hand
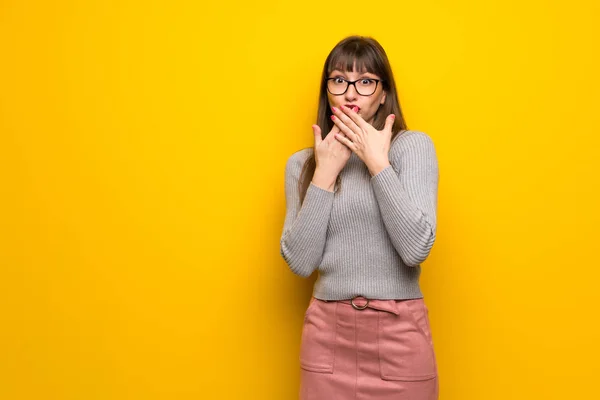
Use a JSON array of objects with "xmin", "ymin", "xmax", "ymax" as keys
[{"xmin": 311, "ymin": 124, "xmax": 351, "ymax": 191}]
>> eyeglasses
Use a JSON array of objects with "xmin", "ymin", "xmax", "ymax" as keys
[{"xmin": 326, "ymin": 77, "xmax": 382, "ymax": 96}]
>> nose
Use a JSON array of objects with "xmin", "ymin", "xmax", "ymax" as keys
[{"xmin": 344, "ymin": 83, "xmax": 358, "ymax": 101}]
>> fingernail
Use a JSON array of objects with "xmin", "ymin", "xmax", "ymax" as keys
[
  {"xmin": 391, "ymin": 114, "xmax": 396, "ymax": 119},
  {"xmin": 331, "ymin": 115, "xmax": 336, "ymax": 120},
  {"xmin": 331, "ymin": 107, "xmax": 337, "ymax": 113},
  {"xmin": 353, "ymin": 106, "xmax": 358, "ymax": 112}
]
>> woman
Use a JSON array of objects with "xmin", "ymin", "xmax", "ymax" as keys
[{"xmin": 280, "ymin": 35, "xmax": 440, "ymax": 400}]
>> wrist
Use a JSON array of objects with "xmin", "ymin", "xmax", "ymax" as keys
[
  {"xmin": 367, "ymin": 159, "xmax": 391, "ymax": 177},
  {"xmin": 312, "ymin": 168, "xmax": 337, "ymax": 192}
]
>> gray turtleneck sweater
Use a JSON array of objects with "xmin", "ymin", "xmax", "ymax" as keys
[{"xmin": 279, "ymin": 130, "xmax": 439, "ymax": 300}]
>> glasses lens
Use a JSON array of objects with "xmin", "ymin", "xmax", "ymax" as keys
[
  {"xmin": 327, "ymin": 78, "xmax": 348, "ymax": 95},
  {"xmin": 356, "ymin": 79, "xmax": 377, "ymax": 96}
]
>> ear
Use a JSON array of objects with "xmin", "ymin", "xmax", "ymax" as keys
[{"xmin": 380, "ymin": 91, "xmax": 387, "ymax": 105}]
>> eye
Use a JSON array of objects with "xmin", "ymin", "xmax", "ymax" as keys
[
  {"xmin": 334, "ymin": 77, "xmax": 345, "ymax": 84},
  {"xmin": 361, "ymin": 79, "xmax": 374, "ymax": 85}
]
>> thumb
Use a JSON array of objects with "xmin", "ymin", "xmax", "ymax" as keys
[
  {"xmin": 384, "ymin": 114, "xmax": 396, "ymax": 133},
  {"xmin": 312, "ymin": 124, "xmax": 322, "ymax": 146}
]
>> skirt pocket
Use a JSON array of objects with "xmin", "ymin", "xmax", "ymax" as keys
[
  {"xmin": 378, "ymin": 299, "xmax": 437, "ymax": 381},
  {"xmin": 299, "ymin": 298, "xmax": 336, "ymax": 374}
]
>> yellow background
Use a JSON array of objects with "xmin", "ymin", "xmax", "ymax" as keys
[{"xmin": 1, "ymin": 0, "xmax": 599, "ymax": 399}]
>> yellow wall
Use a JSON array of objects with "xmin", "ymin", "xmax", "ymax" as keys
[{"xmin": 1, "ymin": 1, "xmax": 598, "ymax": 398}]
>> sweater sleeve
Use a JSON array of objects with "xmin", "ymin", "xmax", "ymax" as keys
[
  {"xmin": 280, "ymin": 150, "xmax": 336, "ymax": 277},
  {"xmin": 370, "ymin": 131, "xmax": 439, "ymax": 267}
]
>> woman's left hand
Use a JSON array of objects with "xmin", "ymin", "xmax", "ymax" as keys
[{"xmin": 331, "ymin": 105, "xmax": 396, "ymax": 176}]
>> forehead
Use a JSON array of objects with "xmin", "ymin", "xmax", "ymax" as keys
[
  {"xmin": 327, "ymin": 50, "xmax": 379, "ymax": 73},
  {"xmin": 329, "ymin": 69, "xmax": 377, "ymax": 77},
  {"xmin": 330, "ymin": 61, "xmax": 372, "ymax": 72},
  {"xmin": 327, "ymin": 57, "xmax": 380, "ymax": 78}
]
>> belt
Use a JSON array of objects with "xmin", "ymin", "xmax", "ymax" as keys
[{"xmin": 324, "ymin": 296, "xmax": 401, "ymax": 315}]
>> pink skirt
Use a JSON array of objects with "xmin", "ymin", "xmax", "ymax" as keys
[{"xmin": 299, "ymin": 296, "xmax": 439, "ymax": 400}]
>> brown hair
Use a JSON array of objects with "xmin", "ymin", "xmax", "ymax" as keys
[{"xmin": 299, "ymin": 35, "xmax": 409, "ymax": 204}]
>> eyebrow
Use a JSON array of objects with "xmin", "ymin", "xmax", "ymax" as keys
[{"xmin": 330, "ymin": 70, "xmax": 376, "ymax": 78}]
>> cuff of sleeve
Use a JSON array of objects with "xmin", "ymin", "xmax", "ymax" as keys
[
  {"xmin": 370, "ymin": 164, "xmax": 396, "ymax": 184},
  {"xmin": 306, "ymin": 181, "xmax": 336, "ymax": 203},
  {"xmin": 287, "ymin": 182, "xmax": 335, "ymax": 238},
  {"xmin": 369, "ymin": 164, "xmax": 425, "ymax": 227},
  {"xmin": 369, "ymin": 165, "xmax": 414, "ymax": 214}
]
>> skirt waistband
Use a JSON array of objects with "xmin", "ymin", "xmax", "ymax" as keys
[{"xmin": 316, "ymin": 296, "xmax": 423, "ymax": 316}]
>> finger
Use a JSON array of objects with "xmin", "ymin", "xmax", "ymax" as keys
[
  {"xmin": 334, "ymin": 132, "xmax": 355, "ymax": 151},
  {"xmin": 340, "ymin": 105, "xmax": 369, "ymax": 131},
  {"xmin": 326, "ymin": 124, "xmax": 340, "ymax": 140},
  {"xmin": 384, "ymin": 114, "xmax": 395, "ymax": 133},
  {"xmin": 331, "ymin": 113, "xmax": 358, "ymax": 142},
  {"xmin": 334, "ymin": 106, "xmax": 362, "ymax": 137},
  {"xmin": 312, "ymin": 124, "xmax": 322, "ymax": 146}
]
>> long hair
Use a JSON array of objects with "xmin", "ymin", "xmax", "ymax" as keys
[{"xmin": 299, "ymin": 35, "xmax": 409, "ymax": 204}]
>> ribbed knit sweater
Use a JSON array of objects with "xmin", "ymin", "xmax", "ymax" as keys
[{"xmin": 279, "ymin": 130, "xmax": 439, "ymax": 301}]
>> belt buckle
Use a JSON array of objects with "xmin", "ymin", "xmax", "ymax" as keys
[{"xmin": 351, "ymin": 296, "xmax": 369, "ymax": 310}]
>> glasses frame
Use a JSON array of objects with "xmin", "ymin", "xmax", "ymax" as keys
[{"xmin": 325, "ymin": 77, "xmax": 382, "ymax": 96}]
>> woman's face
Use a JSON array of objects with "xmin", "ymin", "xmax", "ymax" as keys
[{"xmin": 326, "ymin": 68, "xmax": 387, "ymax": 125}]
